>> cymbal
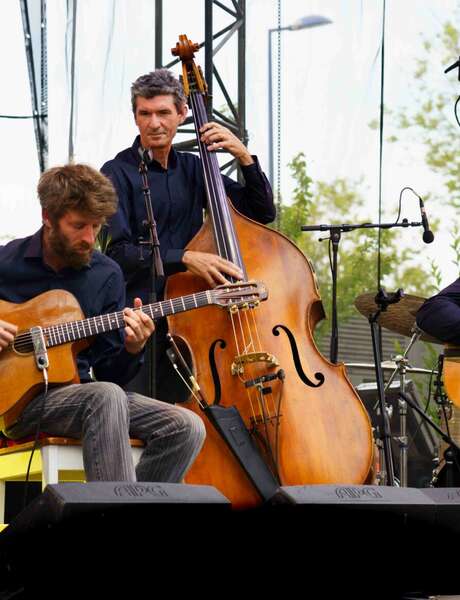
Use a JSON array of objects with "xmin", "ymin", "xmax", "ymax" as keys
[{"xmin": 354, "ymin": 292, "xmax": 442, "ymax": 344}]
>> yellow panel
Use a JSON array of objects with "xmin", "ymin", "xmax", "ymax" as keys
[
  {"xmin": 57, "ymin": 470, "xmax": 86, "ymax": 482},
  {"xmin": 0, "ymin": 451, "xmax": 42, "ymax": 480},
  {"xmin": 0, "ymin": 451, "xmax": 86, "ymax": 482}
]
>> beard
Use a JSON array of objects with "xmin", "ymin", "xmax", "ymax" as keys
[{"xmin": 48, "ymin": 226, "xmax": 93, "ymax": 270}]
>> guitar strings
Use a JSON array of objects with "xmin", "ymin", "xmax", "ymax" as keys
[{"xmin": 9, "ymin": 288, "xmax": 254, "ymax": 353}]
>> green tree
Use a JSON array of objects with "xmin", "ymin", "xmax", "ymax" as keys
[
  {"xmin": 394, "ymin": 21, "xmax": 460, "ymax": 209},
  {"xmin": 278, "ymin": 152, "xmax": 437, "ymax": 341}
]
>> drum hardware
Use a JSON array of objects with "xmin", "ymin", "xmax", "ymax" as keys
[
  {"xmin": 349, "ymin": 352, "xmax": 460, "ymax": 489},
  {"xmin": 354, "ymin": 292, "xmax": 442, "ymax": 345},
  {"xmin": 429, "ymin": 352, "xmax": 460, "ymax": 487},
  {"xmin": 302, "ymin": 220, "xmax": 427, "ymax": 364},
  {"xmin": 379, "ymin": 350, "xmax": 460, "ymax": 488},
  {"xmin": 353, "ymin": 287, "xmax": 441, "ymax": 487},
  {"xmin": 346, "ymin": 362, "xmax": 435, "ymax": 375},
  {"xmin": 397, "ymin": 385, "xmax": 460, "ymax": 487},
  {"xmin": 381, "ymin": 328, "xmax": 423, "ymax": 487},
  {"xmin": 358, "ymin": 288, "xmax": 411, "ymax": 487}
]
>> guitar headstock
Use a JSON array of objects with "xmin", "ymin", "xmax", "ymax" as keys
[{"xmin": 212, "ymin": 281, "xmax": 268, "ymax": 310}]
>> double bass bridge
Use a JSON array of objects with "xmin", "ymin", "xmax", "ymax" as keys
[{"xmin": 231, "ymin": 351, "xmax": 279, "ymax": 376}]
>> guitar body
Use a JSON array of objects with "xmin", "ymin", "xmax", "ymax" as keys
[
  {"xmin": 0, "ymin": 290, "xmax": 89, "ymax": 429},
  {"xmin": 0, "ymin": 284, "xmax": 265, "ymax": 430}
]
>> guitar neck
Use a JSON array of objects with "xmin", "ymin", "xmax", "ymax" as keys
[{"xmin": 45, "ymin": 290, "xmax": 215, "ymax": 348}]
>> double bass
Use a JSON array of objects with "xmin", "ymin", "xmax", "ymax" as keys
[{"xmin": 166, "ymin": 35, "xmax": 373, "ymax": 508}]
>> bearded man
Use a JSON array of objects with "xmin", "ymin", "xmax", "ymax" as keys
[{"xmin": 0, "ymin": 163, "xmax": 205, "ymax": 483}]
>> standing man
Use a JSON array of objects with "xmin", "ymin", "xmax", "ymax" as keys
[
  {"xmin": 101, "ymin": 69, "xmax": 275, "ymax": 401},
  {"xmin": 0, "ymin": 164, "xmax": 205, "ymax": 483}
]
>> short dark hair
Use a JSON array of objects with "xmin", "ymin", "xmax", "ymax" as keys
[
  {"xmin": 38, "ymin": 164, "xmax": 118, "ymax": 223},
  {"xmin": 131, "ymin": 69, "xmax": 187, "ymax": 114}
]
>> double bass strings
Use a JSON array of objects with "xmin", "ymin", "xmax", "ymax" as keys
[
  {"xmin": 190, "ymin": 93, "xmax": 230, "ymax": 264},
  {"xmin": 189, "ymin": 78, "xmax": 282, "ymax": 455}
]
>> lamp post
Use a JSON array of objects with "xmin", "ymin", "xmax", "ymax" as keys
[{"xmin": 268, "ymin": 15, "xmax": 332, "ymax": 212}]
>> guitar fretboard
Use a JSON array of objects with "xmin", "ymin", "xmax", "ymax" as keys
[{"xmin": 44, "ymin": 290, "xmax": 215, "ymax": 347}]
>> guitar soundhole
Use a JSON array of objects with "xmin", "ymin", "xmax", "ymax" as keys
[{"xmin": 13, "ymin": 336, "xmax": 34, "ymax": 355}]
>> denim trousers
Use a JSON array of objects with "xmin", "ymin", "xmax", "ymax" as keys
[{"xmin": 5, "ymin": 381, "xmax": 206, "ymax": 482}]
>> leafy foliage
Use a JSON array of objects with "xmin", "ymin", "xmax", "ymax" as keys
[
  {"xmin": 277, "ymin": 153, "xmax": 438, "ymax": 340},
  {"xmin": 389, "ymin": 20, "xmax": 460, "ymax": 209}
]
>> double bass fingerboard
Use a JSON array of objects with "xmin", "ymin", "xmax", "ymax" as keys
[{"xmin": 188, "ymin": 84, "xmax": 247, "ymax": 282}]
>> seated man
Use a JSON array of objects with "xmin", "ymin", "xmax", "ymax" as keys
[
  {"xmin": 100, "ymin": 68, "xmax": 275, "ymax": 401},
  {"xmin": 0, "ymin": 164, "xmax": 205, "ymax": 482},
  {"xmin": 416, "ymin": 279, "xmax": 460, "ymax": 345}
]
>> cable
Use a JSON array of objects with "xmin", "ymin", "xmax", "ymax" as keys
[
  {"xmin": 455, "ymin": 94, "xmax": 460, "ymax": 128},
  {"xmin": 376, "ymin": 0, "xmax": 386, "ymax": 292},
  {"xmin": 394, "ymin": 186, "xmax": 421, "ymax": 225},
  {"xmin": 328, "ymin": 238, "xmax": 333, "ymax": 275},
  {"xmin": 22, "ymin": 371, "xmax": 49, "ymax": 511},
  {"xmin": 0, "ymin": 114, "xmax": 46, "ymax": 119},
  {"xmin": 275, "ymin": 0, "xmax": 282, "ymax": 230},
  {"xmin": 409, "ymin": 362, "xmax": 436, "ymax": 445},
  {"xmin": 67, "ymin": 0, "xmax": 77, "ymax": 162}
]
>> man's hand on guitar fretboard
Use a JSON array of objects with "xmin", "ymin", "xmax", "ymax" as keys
[
  {"xmin": 0, "ymin": 319, "xmax": 17, "ymax": 352},
  {"xmin": 123, "ymin": 297, "xmax": 155, "ymax": 355}
]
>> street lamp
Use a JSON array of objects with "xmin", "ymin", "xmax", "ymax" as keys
[{"xmin": 268, "ymin": 15, "xmax": 332, "ymax": 201}]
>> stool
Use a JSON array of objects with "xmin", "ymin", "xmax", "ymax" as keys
[{"xmin": 0, "ymin": 436, "xmax": 144, "ymax": 523}]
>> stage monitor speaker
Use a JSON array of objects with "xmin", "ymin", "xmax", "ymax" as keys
[
  {"xmin": 269, "ymin": 483, "xmax": 436, "ymax": 540},
  {"xmin": 420, "ymin": 486, "xmax": 460, "ymax": 535},
  {"xmin": 268, "ymin": 484, "xmax": 460, "ymax": 597},
  {"xmin": 0, "ymin": 482, "xmax": 231, "ymax": 596},
  {"xmin": 356, "ymin": 379, "xmax": 438, "ymax": 487},
  {"xmin": 2, "ymin": 481, "xmax": 230, "ymax": 535}
]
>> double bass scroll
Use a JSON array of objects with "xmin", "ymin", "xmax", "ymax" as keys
[{"xmin": 166, "ymin": 34, "xmax": 374, "ymax": 509}]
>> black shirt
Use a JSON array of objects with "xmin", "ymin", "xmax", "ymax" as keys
[
  {"xmin": 416, "ymin": 278, "xmax": 460, "ymax": 345},
  {"xmin": 0, "ymin": 228, "xmax": 142, "ymax": 384},
  {"xmin": 100, "ymin": 135, "xmax": 275, "ymax": 303}
]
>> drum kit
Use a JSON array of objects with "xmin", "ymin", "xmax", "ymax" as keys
[{"xmin": 352, "ymin": 291, "xmax": 460, "ymax": 488}]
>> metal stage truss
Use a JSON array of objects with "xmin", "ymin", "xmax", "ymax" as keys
[{"xmin": 19, "ymin": 0, "xmax": 246, "ymax": 180}]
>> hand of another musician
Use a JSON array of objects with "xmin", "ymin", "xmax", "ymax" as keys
[
  {"xmin": 200, "ymin": 122, "xmax": 254, "ymax": 167},
  {"xmin": 123, "ymin": 298, "xmax": 155, "ymax": 355},
  {"xmin": 0, "ymin": 319, "xmax": 17, "ymax": 352},
  {"xmin": 183, "ymin": 250, "xmax": 244, "ymax": 287}
]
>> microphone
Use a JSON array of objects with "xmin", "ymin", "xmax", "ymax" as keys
[
  {"xmin": 419, "ymin": 197, "xmax": 434, "ymax": 243},
  {"xmin": 142, "ymin": 149, "xmax": 152, "ymax": 166},
  {"xmin": 138, "ymin": 147, "xmax": 152, "ymax": 171}
]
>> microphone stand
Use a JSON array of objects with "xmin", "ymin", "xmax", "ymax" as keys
[
  {"xmin": 444, "ymin": 56, "xmax": 460, "ymax": 80},
  {"xmin": 367, "ymin": 288, "xmax": 406, "ymax": 487},
  {"xmin": 301, "ymin": 219, "xmax": 423, "ymax": 364},
  {"xmin": 138, "ymin": 156, "xmax": 164, "ymax": 399}
]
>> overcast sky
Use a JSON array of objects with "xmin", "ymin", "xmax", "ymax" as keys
[{"xmin": 0, "ymin": 0, "xmax": 459, "ymax": 289}]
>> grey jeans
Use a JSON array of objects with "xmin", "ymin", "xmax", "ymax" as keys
[{"xmin": 5, "ymin": 382, "xmax": 206, "ymax": 483}]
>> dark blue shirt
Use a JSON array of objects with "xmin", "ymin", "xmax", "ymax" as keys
[
  {"xmin": 416, "ymin": 278, "xmax": 460, "ymax": 345},
  {"xmin": 0, "ymin": 229, "xmax": 142, "ymax": 384},
  {"xmin": 100, "ymin": 135, "xmax": 275, "ymax": 303}
]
